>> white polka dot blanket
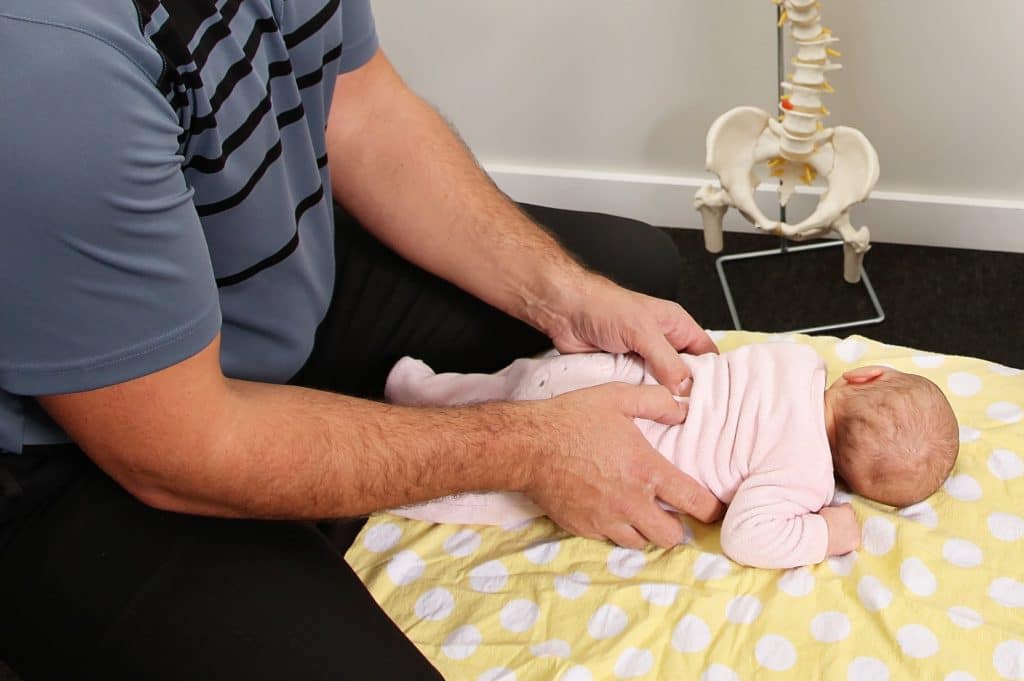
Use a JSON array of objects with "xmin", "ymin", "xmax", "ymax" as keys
[{"xmin": 347, "ymin": 332, "xmax": 1024, "ymax": 681}]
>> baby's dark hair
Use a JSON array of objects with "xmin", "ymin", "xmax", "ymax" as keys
[{"xmin": 835, "ymin": 371, "xmax": 959, "ymax": 507}]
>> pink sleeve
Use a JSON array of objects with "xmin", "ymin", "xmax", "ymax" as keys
[{"xmin": 719, "ymin": 475, "xmax": 829, "ymax": 569}]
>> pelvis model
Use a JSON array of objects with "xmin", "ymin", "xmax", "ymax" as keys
[{"xmin": 695, "ymin": 0, "xmax": 879, "ymax": 283}]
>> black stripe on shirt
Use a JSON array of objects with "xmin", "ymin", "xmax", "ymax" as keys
[
  {"xmin": 194, "ymin": 140, "xmax": 283, "ymax": 217},
  {"xmin": 185, "ymin": 100, "xmax": 304, "ymax": 174},
  {"xmin": 214, "ymin": 182, "xmax": 326, "ymax": 287},
  {"xmin": 187, "ymin": 58, "xmax": 292, "ymax": 137},
  {"xmin": 283, "ymin": 0, "xmax": 341, "ymax": 50},
  {"xmin": 189, "ymin": 0, "xmax": 246, "ymax": 71},
  {"xmin": 296, "ymin": 43, "xmax": 343, "ymax": 90}
]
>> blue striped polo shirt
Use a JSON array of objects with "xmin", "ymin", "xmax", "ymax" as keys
[{"xmin": 0, "ymin": 0, "xmax": 378, "ymax": 453}]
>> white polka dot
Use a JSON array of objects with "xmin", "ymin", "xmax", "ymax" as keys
[
  {"xmin": 900, "ymin": 558, "xmax": 937, "ymax": 597},
  {"xmin": 778, "ymin": 566, "xmax": 815, "ymax": 597},
  {"xmin": 898, "ymin": 501, "xmax": 939, "ymax": 528},
  {"xmin": 700, "ymin": 664, "xmax": 740, "ymax": 681},
  {"xmin": 857, "ymin": 575, "xmax": 893, "ymax": 612},
  {"xmin": 414, "ymin": 588, "xmax": 455, "ymax": 621},
  {"xmin": 832, "ymin": 490, "xmax": 856, "ymax": 505},
  {"xmin": 386, "ymin": 550, "xmax": 425, "ymax": 586},
  {"xmin": 912, "ymin": 354, "xmax": 945, "ymax": 368},
  {"xmin": 560, "ymin": 667, "xmax": 593, "ymax": 681},
  {"xmin": 608, "ymin": 547, "xmax": 645, "ymax": 579},
  {"xmin": 694, "ymin": 552, "xmax": 732, "ymax": 581},
  {"xmin": 943, "ymin": 538, "xmax": 984, "ymax": 568},
  {"xmin": 988, "ymin": 402, "xmax": 1023, "ymax": 424},
  {"xmin": 478, "ymin": 668, "xmax": 515, "ymax": 681},
  {"xmin": 363, "ymin": 522, "xmax": 402, "ymax": 552},
  {"xmin": 948, "ymin": 606, "xmax": 984, "ymax": 629},
  {"xmin": 863, "ymin": 516, "xmax": 897, "ymax": 555},
  {"xmin": 469, "ymin": 560, "xmax": 509, "ymax": 593},
  {"xmin": 896, "ymin": 624, "xmax": 939, "ymax": 659},
  {"xmin": 945, "ymin": 673, "xmax": 977, "ymax": 681},
  {"xmin": 614, "ymin": 648, "xmax": 653, "ymax": 678},
  {"xmin": 501, "ymin": 517, "xmax": 535, "ymax": 531},
  {"xmin": 530, "ymin": 639, "xmax": 571, "ymax": 659},
  {"xmin": 640, "ymin": 582, "xmax": 679, "ymax": 606},
  {"xmin": 524, "ymin": 539, "xmax": 561, "ymax": 565},
  {"xmin": 945, "ymin": 475, "xmax": 983, "ymax": 502},
  {"xmin": 835, "ymin": 338, "xmax": 868, "ymax": 363},
  {"xmin": 500, "ymin": 599, "xmax": 540, "ymax": 633},
  {"xmin": 725, "ymin": 595, "xmax": 763, "ymax": 624},
  {"xmin": 960, "ymin": 425, "xmax": 982, "ymax": 443},
  {"xmin": 990, "ymin": 450, "xmax": 1024, "ymax": 480},
  {"xmin": 755, "ymin": 634, "xmax": 797, "ymax": 671},
  {"xmin": 948, "ymin": 372, "xmax": 983, "ymax": 397},
  {"xmin": 554, "ymin": 571, "xmax": 590, "ymax": 600},
  {"xmin": 672, "ymin": 615, "xmax": 711, "ymax": 653},
  {"xmin": 989, "ymin": 363, "xmax": 1023, "ymax": 377},
  {"xmin": 990, "ymin": 578, "xmax": 1024, "ymax": 609},
  {"xmin": 444, "ymin": 529, "xmax": 481, "ymax": 557},
  {"xmin": 828, "ymin": 551, "xmax": 858, "ymax": 576},
  {"xmin": 989, "ymin": 512, "xmax": 1024, "ymax": 542},
  {"xmin": 811, "ymin": 611, "xmax": 851, "ymax": 642},
  {"xmin": 995, "ymin": 640, "xmax": 1024, "ymax": 680},
  {"xmin": 588, "ymin": 604, "xmax": 629, "ymax": 639},
  {"xmin": 848, "ymin": 656, "xmax": 889, "ymax": 681},
  {"xmin": 442, "ymin": 625, "xmax": 482, "ymax": 660}
]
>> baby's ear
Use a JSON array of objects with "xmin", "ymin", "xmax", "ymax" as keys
[{"xmin": 842, "ymin": 366, "xmax": 887, "ymax": 384}]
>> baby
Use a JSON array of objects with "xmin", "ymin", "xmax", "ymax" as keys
[{"xmin": 384, "ymin": 343, "xmax": 960, "ymax": 569}]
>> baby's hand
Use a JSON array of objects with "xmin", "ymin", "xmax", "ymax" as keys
[{"xmin": 821, "ymin": 503, "xmax": 860, "ymax": 556}]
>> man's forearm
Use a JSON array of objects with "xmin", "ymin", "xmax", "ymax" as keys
[
  {"xmin": 327, "ymin": 51, "xmax": 591, "ymax": 337},
  {"xmin": 126, "ymin": 379, "xmax": 538, "ymax": 519}
]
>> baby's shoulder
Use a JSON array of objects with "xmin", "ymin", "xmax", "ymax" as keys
[{"xmin": 755, "ymin": 442, "xmax": 834, "ymax": 500}]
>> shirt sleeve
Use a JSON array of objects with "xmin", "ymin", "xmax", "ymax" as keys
[
  {"xmin": 719, "ymin": 474, "xmax": 830, "ymax": 569},
  {"xmin": 0, "ymin": 18, "xmax": 221, "ymax": 396},
  {"xmin": 338, "ymin": 0, "xmax": 380, "ymax": 72}
]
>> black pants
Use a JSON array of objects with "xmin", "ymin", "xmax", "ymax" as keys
[{"xmin": 0, "ymin": 204, "xmax": 682, "ymax": 681}]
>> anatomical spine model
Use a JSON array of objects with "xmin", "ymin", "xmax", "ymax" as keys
[{"xmin": 695, "ymin": 0, "xmax": 879, "ymax": 283}]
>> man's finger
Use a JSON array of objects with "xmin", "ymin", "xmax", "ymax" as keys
[
  {"xmin": 659, "ymin": 303, "xmax": 719, "ymax": 356},
  {"xmin": 633, "ymin": 505, "xmax": 686, "ymax": 549},
  {"xmin": 605, "ymin": 524, "xmax": 648, "ymax": 550},
  {"xmin": 654, "ymin": 463, "xmax": 724, "ymax": 524},
  {"xmin": 634, "ymin": 331, "xmax": 690, "ymax": 394},
  {"xmin": 614, "ymin": 384, "xmax": 687, "ymax": 426}
]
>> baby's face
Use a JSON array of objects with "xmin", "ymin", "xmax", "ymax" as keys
[{"xmin": 826, "ymin": 367, "xmax": 959, "ymax": 507}]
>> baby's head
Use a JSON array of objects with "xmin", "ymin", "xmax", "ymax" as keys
[{"xmin": 824, "ymin": 366, "xmax": 959, "ymax": 507}]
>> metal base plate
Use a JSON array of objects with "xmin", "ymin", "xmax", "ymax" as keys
[{"xmin": 715, "ymin": 240, "xmax": 885, "ymax": 335}]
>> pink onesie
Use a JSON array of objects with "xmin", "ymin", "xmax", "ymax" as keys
[{"xmin": 384, "ymin": 343, "xmax": 836, "ymax": 569}]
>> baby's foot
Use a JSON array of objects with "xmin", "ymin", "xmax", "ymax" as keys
[{"xmin": 384, "ymin": 356, "xmax": 436, "ymax": 404}]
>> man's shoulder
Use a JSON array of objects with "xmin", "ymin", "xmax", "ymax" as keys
[{"xmin": 1, "ymin": 0, "xmax": 163, "ymax": 84}]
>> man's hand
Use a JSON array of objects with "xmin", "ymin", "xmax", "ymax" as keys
[
  {"xmin": 547, "ymin": 277, "xmax": 718, "ymax": 394},
  {"xmin": 521, "ymin": 382, "xmax": 724, "ymax": 549},
  {"xmin": 821, "ymin": 503, "xmax": 861, "ymax": 556}
]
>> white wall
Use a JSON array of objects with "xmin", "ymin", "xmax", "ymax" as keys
[{"xmin": 373, "ymin": 1, "xmax": 1024, "ymax": 250}]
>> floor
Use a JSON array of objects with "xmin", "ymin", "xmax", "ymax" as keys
[{"xmin": 665, "ymin": 229, "xmax": 1024, "ymax": 370}]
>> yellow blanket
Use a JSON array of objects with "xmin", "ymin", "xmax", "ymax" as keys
[{"xmin": 347, "ymin": 332, "xmax": 1024, "ymax": 680}]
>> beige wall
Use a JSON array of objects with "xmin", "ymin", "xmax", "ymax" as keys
[{"xmin": 372, "ymin": 1, "xmax": 1024, "ymax": 248}]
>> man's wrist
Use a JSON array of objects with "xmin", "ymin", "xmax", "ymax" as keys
[{"xmin": 516, "ymin": 259, "xmax": 599, "ymax": 339}]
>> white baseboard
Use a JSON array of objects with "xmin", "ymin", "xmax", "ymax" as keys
[{"xmin": 486, "ymin": 163, "xmax": 1024, "ymax": 254}]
